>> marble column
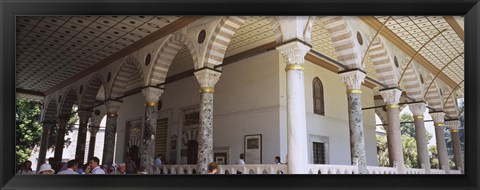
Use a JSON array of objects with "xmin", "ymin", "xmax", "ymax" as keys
[
  {"xmin": 140, "ymin": 87, "xmax": 163, "ymax": 174},
  {"xmin": 36, "ymin": 121, "xmax": 54, "ymax": 171},
  {"xmin": 54, "ymin": 116, "xmax": 69, "ymax": 163},
  {"xmin": 379, "ymin": 88, "xmax": 405, "ymax": 174},
  {"xmin": 87, "ymin": 109, "xmax": 104, "ymax": 161},
  {"xmin": 408, "ymin": 102, "xmax": 430, "ymax": 173},
  {"xmin": 87, "ymin": 125, "xmax": 100, "ymax": 161},
  {"xmin": 276, "ymin": 41, "xmax": 311, "ymax": 174},
  {"xmin": 75, "ymin": 109, "xmax": 91, "ymax": 163},
  {"xmin": 339, "ymin": 69, "xmax": 368, "ymax": 174},
  {"xmin": 446, "ymin": 120, "xmax": 463, "ymax": 173},
  {"xmin": 102, "ymin": 100, "xmax": 122, "ymax": 166},
  {"xmin": 430, "ymin": 112, "xmax": 449, "ymax": 173},
  {"xmin": 194, "ymin": 68, "xmax": 221, "ymax": 174}
]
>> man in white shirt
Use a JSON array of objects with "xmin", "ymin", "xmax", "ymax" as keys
[
  {"xmin": 236, "ymin": 153, "xmax": 245, "ymax": 165},
  {"xmin": 57, "ymin": 160, "xmax": 79, "ymax": 174},
  {"xmin": 88, "ymin": 157, "xmax": 106, "ymax": 174}
]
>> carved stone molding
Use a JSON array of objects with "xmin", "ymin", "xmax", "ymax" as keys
[
  {"xmin": 445, "ymin": 120, "xmax": 460, "ymax": 130},
  {"xmin": 141, "ymin": 87, "xmax": 164, "ymax": 105},
  {"xmin": 430, "ymin": 112, "xmax": 446, "ymax": 124},
  {"xmin": 379, "ymin": 88, "xmax": 402, "ymax": 105},
  {"xmin": 408, "ymin": 103, "xmax": 427, "ymax": 116},
  {"xmin": 105, "ymin": 100, "xmax": 122, "ymax": 115},
  {"xmin": 194, "ymin": 68, "xmax": 222, "ymax": 88},
  {"xmin": 339, "ymin": 70, "xmax": 366, "ymax": 90},
  {"xmin": 276, "ymin": 41, "xmax": 311, "ymax": 65}
]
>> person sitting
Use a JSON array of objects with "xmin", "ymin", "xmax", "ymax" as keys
[
  {"xmin": 17, "ymin": 160, "xmax": 33, "ymax": 174},
  {"xmin": 37, "ymin": 163, "xmax": 55, "ymax": 174},
  {"xmin": 57, "ymin": 160, "xmax": 79, "ymax": 174},
  {"xmin": 207, "ymin": 162, "xmax": 218, "ymax": 174}
]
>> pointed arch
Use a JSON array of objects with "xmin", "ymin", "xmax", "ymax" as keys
[
  {"xmin": 109, "ymin": 56, "xmax": 144, "ymax": 99},
  {"xmin": 368, "ymin": 36, "xmax": 398, "ymax": 87},
  {"xmin": 58, "ymin": 87, "xmax": 78, "ymax": 118},
  {"xmin": 41, "ymin": 96, "xmax": 58, "ymax": 122},
  {"xmin": 424, "ymin": 76, "xmax": 443, "ymax": 111},
  {"xmin": 317, "ymin": 16, "xmax": 363, "ymax": 68},
  {"xmin": 202, "ymin": 16, "xmax": 248, "ymax": 68},
  {"xmin": 400, "ymin": 57, "xmax": 424, "ymax": 101},
  {"xmin": 78, "ymin": 74, "xmax": 106, "ymax": 109},
  {"xmin": 148, "ymin": 32, "xmax": 198, "ymax": 86},
  {"xmin": 442, "ymin": 87, "xmax": 459, "ymax": 119},
  {"xmin": 312, "ymin": 77, "xmax": 325, "ymax": 115}
]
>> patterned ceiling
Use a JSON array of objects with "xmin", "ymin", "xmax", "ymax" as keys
[
  {"xmin": 16, "ymin": 16, "xmax": 464, "ymax": 102},
  {"xmin": 16, "ymin": 15, "xmax": 180, "ymax": 93},
  {"xmin": 374, "ymin": 16, "xmax": 464, "ymax": 98}
]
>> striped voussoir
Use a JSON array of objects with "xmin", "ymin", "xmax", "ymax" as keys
[
  {"xmin": 79, "ymin": 76, "xmax": 103, "ymax": 109},
  {"xmin": 401, "ymin": 60, "xmax": 424, "ymax": 101},
  {"xmin": 150, "ymin": 33, "xmax": 197, "ymax": 86},
  {"xmin": 59, "ymin": 89, "xmax": 78, "ymax": 117},
  {"xmin": 318, "ymin": 16, "xmax": 360, "ymax": 67},
  {"xmin": 369, "ymin": 37, "xmax": 397, "ymax": 87},
  {"xmin": 268, "ymin": 16, "xmax": 283, "ymax": 44},
  {"xmin": 424, "ymin": 79, "xmax": 443, "ymax": 110},
  {"xmin": 204, "ymin": 16, "xmax": 247, "ymax": 68},
  {"xmin": 442, "ymin": 90, "xmax": 459, "ymax": 118},
  {"xmin": 42, "ymin": 98, "xmax": 58, "ymax": 122},
  {"xmin": 110, "ymin": 57, "xmax": 143, "ymax": 99}
]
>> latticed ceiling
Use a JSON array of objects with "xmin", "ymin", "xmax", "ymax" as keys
[
  {"xmin": 374, "ymin": 16, "xmax": 464, "ymax": 98},
  {"xmin": 16, "ymin": 15, "xmax": 180, "ymax": 93},
  {"xmin": 16, "ymin": 16, "xmax": 464, "ymax": 102}
]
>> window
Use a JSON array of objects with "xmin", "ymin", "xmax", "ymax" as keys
[
  {"xmin": 313, "ymin": 142, "xmax": 326, "ymax": 164},
  {"xmin": 313, "ymin": 77, "xmax": 325, "ymax": 115}
]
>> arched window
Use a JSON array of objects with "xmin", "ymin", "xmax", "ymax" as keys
[{"xmin": 313, "ymin": 77, "xmax": 324, "ymax": 115}]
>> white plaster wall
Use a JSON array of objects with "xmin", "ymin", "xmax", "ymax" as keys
[{"xmin": 114, "ymin": 92, "xmax": 146, "ymax": 164}]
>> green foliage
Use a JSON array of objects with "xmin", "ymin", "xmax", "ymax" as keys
[
  {"xmin": 47, "ymin": 106, "xmax": 78, "ymax": 151},
  {"xmin": 16, "ymin": 98, "xmax": 43, "ymax": 166},
  {"xmin": 376, "ymin": 112, "xmax": 434, "ymax": 168}
]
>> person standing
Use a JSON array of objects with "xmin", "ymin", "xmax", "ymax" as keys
[
  {"xmin": 88, "ymin": 157, "xmax": 105, "ymax": 174},
  {"xmin": 236, "ymin": 153, "xmax": 245, "ymax": 165},
  {"xmin": 57, "ymin": 160, "xmax": 79, "ymax": 174},
  {"xmin": 207, "ymin": 162, "xmax": 218, "ymax": 174},
  {"xmin": 154, "ymin": 154, "xmax": 163, "ymax": 166},
  {"xmin": 126, "ymin": 156, "xmax": 137, "ymax": 174},
  {"xmin": 110, "ymin": 163, "xmax": 127, "ymax": 174},
  {"xmin": 275, "ymin": 156, "xmax": 282, "ymax": 164},
  {"xmin": 37, "ymin": 163, "xmax": 55, "ymax": 174}
]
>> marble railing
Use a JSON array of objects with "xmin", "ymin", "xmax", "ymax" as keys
[
  {"xmin": 152, "ymin": 164, "xmax": 287, "ymax": 174},
  {"xmin": 308, "ymin": 164, "xmax": 358, "ymax": 174},
  {"xmin": 150, "ymin": 164, "xmax": 461, "ymax": 175},
  {"xmin": 366, "ymin": 166, "xmax": 398, "ymax": 174},
  {"xmin": 405, "ymin": 168, "xmax": 426, "ymax": 174}
]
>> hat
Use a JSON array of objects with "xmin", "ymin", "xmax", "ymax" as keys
[{"xmin": 37, "ymin": 163, "xmax": 55, "ymax": 174}]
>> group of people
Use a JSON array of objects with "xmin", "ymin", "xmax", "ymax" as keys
[{"xmin": 18, "ymin": 155, "xmax": 147, "ymax": 175}]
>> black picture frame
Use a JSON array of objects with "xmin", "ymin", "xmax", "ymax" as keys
[
  {"xmin": 1, "ymin": 0, "xmax": 479, "ymax": 190},
  {"xmin": 244, "ymin": 134, "xmax": 262, "ymax": 164}
]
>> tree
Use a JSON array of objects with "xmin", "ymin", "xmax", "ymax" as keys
[
  {"xmin": 376, "ymin": 113, "xmax": 433, "ymax": 168},
  {"xmin": 16, "ymin": 98, "xmax": 43, "ymax": 166},
  {"xmin": 47, "ymin": 105, "xmax": 78, "ymax": 151}
]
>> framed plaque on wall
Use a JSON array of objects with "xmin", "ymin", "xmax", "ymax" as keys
[{"xmin": 244, "ymin": 134, "xmax": 262, "ymax": 164}]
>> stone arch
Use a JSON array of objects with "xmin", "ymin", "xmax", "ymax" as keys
[
  {"xmin": 148, "ymin": 32, "xmax": 198, "ymax": 86},
  {"xmin": 202, "ymin": 16, "xmax": 248, "ymax": 68},
  {"xmin": 109, "ymin": 56, "xmax": 144, "ymax": 99},
  {"xmin": 400, "ymin": 57, "xmax": 425, "ymax": 101},
  {"xmin": 78, "ymin": 74, "xmax": 106, "ymax": 109},
  {"xmin": 41, "ymin": 96, "xmax": 58, "ymax": 122},
  {"xmin": 58, "ymin": 87, "xmax": 78, "ymax": 118},
  {"xmin": 423, "ymin": 75, "xmax": 443, "ymax": 111},
  {"xmin": 368, "ymin": 36, "xmax": 398, "ymax": 88},
  {"xmin": 316, "ymin": 16, "xmax": 363, "ymax": 68},
  {"xmin": 442, "ymin": 87, "xmax": 459, "ymax": 119}
]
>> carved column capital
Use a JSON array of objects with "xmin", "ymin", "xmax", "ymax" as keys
[
  {"xmin": 141, "ymin": 87, "xmax": 164, "ymax": 106},
  {"xmin": 77, "ymin": 109, "xmax": 92, "ymax": 124},
  {"xmin": 445, "ymin": 120, "xmax": 461, "ymax": 131},
  {"xmin": 339, "ymin": 70, "xmax": 366, "ymax": 90},
  {"xmin": 105, "ymin": 100, "xmax": 122, "ymax": 117},
  {"xmin": 276, "ymin": 41, "xmax": 311, "ymax": 65},
  {"xmin": 408, "ymin": 103, "xmax": 427, "ymax": 116},
  {"xmin": 430, "ymin": 112, "xmax": 446, "ymax": 125},
  {"xmin": 88, "ymin": 125, "xmax": 100, "ymax": 135},
  {"xmin": 379, "ymin": 88, "xmax": 402, "ymax": 106},
  {"xmin": 194, "ymin": 68, "xmax": 222, "ymax": 91}
]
